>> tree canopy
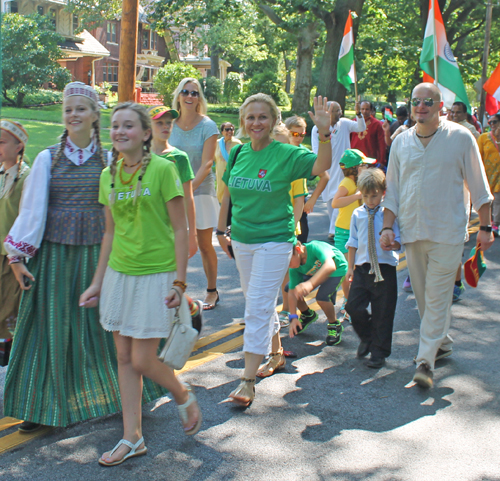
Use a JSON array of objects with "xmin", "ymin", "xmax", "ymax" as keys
[{"xmin": 1, "ymin": 13, "xmax": 68, "ymax": 107}]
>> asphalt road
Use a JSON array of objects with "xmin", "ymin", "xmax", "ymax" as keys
[{"xmin": 0, "ymin": 202, "xmax": 499, "ymax": 481}]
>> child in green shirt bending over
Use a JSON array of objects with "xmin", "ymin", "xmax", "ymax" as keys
[{"xmin": 287, "ymin": 240, "xmax": 348, "ymax": 346}]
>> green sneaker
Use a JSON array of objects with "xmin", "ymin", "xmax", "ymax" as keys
[
  {"xmin": 326, "ymin": 321, "xmax": 344, "ymax": 346},
  {"xmin": 297, "ymin": 308, "xmax": 318, "ymax": 334}
]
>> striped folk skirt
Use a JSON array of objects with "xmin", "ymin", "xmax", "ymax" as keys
[{"xmin": 3, "ymin": 241, "xmax": 167, "ymax": 427}]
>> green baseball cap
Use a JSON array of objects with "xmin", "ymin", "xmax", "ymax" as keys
[{"xmin": 339, "ymin": 149, "xmax": 377, "ymax": 168}]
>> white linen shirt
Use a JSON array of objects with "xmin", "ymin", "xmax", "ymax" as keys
[
  {"xmin": 312, "ymin": 116, "xmax": 366, "ymax": 202},
  {"xmin": 346, "ymin": 205, "xmax": 402, "ymax": 267},
  {"xmin": 383, "ymin": 119, "xmax": 493, "ymax": 246}
]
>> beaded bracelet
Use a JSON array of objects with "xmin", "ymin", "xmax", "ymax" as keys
[{"xmin": 173, "ymin": 279, "xmax": 187, "ymax": 291}]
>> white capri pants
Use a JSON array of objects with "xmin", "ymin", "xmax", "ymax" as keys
[{"xmin": 232, "ymin": 240, "xmax": 293, "ymax": 355}]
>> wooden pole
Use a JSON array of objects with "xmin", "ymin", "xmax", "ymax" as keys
[
  {"xmin": 478, "ymin": 1, "xmax": 493, "ymax": 125},
  {"xmin": 118, "ymin": 0, "xmax": 140, "ymax": 102}
]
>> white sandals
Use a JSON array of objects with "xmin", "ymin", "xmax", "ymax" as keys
[
  {"xmin": 178, "ymin": 382, "xmax": 202, "ymax": 435},
  {"xmin": 98, "ymin": 437, "xmax": 147, "ymax": 467}
]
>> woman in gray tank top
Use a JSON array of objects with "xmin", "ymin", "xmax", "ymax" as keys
[{"xmin": 169, "ymin": 78, "xmax": 220, "ymax": 310}]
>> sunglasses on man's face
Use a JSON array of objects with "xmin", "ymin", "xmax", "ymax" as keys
[
  {"xmin": 411, "ymin": 98, "xmax": 436, "ymax": 107},
  {"xmin": 180, "ymin": 89, "xmax": 200, "ymax": 97},
  {"xmin": 489, "ymin": 119, "xmax": 499, "ymax": 126},
  {"xmin": 290, "ymin": 131, "xmax": 306, "ymax": 138},
  {"xmin": 223, "ymin": 127, "xmax": 234, "ymax": 132}
]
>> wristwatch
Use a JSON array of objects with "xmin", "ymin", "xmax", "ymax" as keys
[
  {"xmin": 479, "ymin": 225, "xmax": 492, "ymax": 232},
  {"xmin": 289, "ymin": 314, "xmax": 299, "ymax": 320}
]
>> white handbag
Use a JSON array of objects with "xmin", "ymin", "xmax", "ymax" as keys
[{"xmin": 159, "ymin": 294, "xmax": 199, "ymax": 370}]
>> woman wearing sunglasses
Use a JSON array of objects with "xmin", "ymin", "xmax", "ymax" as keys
[
  {"xmin": 477, "ymin": 113, "xmax": 500, "ymax": 236},
  {"xmin": 170, "ymin": 78, "xmax": 220, "ymax": 310},
  {"xmin": 215, "ymin": 122, "xmax": 242, "ymax": 203}
]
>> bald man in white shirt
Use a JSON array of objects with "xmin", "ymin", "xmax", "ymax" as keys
[{"xmin": 380, "ymin": 83, "xmax": 494, "ymax": 389}]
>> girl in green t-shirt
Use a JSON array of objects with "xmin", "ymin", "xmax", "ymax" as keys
[
  {"xmin": 149, "ymin": 106, "xmax": 198, "ymax": 259},
  {"xmin": 80, "ymin": 102, "xmax": 201, "ymax": 467},
  {"xmin": 216, "ymin": 93, "xmax": 335, "ymax": 407}
]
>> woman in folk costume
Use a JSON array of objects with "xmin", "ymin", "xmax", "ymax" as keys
[
  {"xmin": 0, "ymin": 121, "xmax": 30, "ymax": 344},
  {"xmin": 3, "ymin": 82, "xmax": 165, "ymax": 433}
]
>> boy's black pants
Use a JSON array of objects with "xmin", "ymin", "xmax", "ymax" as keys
[{"xmin": 345, "ymin": 263, "xmax": 398, "ymax": 358}]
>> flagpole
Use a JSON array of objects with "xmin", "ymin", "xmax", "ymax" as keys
[
  {"xmin": 479, "ymin": 1, "xmax": 493, "ymax": 125},
  {"xmin": 353, "ymin": 57, "xmax": 358, "ymax": 102},
  {"xmin": 432, "ymin": 0, "xmax": 439, "ymax": 85}
]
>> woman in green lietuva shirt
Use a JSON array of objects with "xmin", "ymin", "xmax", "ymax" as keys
[{"xmin": 216, "ymin": 93, "xmax": 334, "ymax": 407}]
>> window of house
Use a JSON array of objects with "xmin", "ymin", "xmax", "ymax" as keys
[
  {"xmin": 48, "ymin": 8, "xmax": 57, "ymax": 29},
  {"xmin": 141, "ymin": 68, "xmax": 149, "ymax": 82},
  {"xmin": 142, "ymin": 30, "xmax": 149, "ymax": 50},
  {"xmin": 103, "ymin": 64, "xmax": 118, "ymax": 82},
  {"xmin": 37, "ymin": 5, "xmax": 44, "ymax": 15},
  {"xmin": 150, "ymin": 31, "xmax": 158, "ymax": 51},
  {"xmin": 6, "ymin": 1, "xmax": 18, "ymax": 13},
  {"xmin": 73, "ymin": 15, "xmax": 79, "ymax": 33},
  {"xmin": 107, "ymin": 23, "xmax": 116, "ymax": 43}
]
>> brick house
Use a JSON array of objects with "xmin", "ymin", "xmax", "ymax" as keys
[{"xmin": 2, "ymin": 0, "xmax": 110, "ymax": 85}]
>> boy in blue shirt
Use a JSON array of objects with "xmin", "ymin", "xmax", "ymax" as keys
[
  {"xmin": 287, "ymin": 240, "xmax": 347, "ymax": 346},
  {"xmin": 345, "ymin": 168, "xmax": 401, "ymax": 368}
]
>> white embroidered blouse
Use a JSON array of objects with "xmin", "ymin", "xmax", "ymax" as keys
[{"xmin": 4, "ymin": 138, "xmax": 110, "ymax": 260}]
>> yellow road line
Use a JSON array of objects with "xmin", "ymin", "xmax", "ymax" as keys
[
  {"xmin": 177, "ymin": 336, "xmax": 244, "ymax": 375},
  {"xmin": 0, "ymin": 417, "xmax": 22, "ymax": 433},
  {"xmin": 193, "ymin": 323, "xmax": 244, "ymax": 351},
  {"xmin": 0, "ymin": 427, "xmax": 52, "ymax": 454}
]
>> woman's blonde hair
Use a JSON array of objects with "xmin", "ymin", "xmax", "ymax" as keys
[
  {"xmin": 357, "ymin": 168, "xmax": 386, "ymax": 193},
  {"xmin": 109, "ymin": 101, "xmax": 152, "ymax": 205},
  {"xmin": 238, "ymin": 93, "xmax": 279, "ymax": 138},
  {"xmin": 171, "ymin": 77, "xmax": 207, "ymax": 115},
  {"xmin": 284, "ymin": 115, "xmax": 307, "ymax": 131}
]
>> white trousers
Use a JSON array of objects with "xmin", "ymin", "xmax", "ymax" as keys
[
  {"xmin": 232, "ymin": 240, "xmax": 292, "ymax": 355},
  {"xmin": 405, "ymin": 241, "xmax": 464, "ymax": 370},
  {"xmin": 326, "ymin": 199, "xmax": 339, "ymax": 235}
]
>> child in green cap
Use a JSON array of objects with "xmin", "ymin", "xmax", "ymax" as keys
[{"xmin": 331, "ymin": 149, "xmax": 377, "ymax": 321}]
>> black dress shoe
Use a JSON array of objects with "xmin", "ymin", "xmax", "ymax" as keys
[
  {"xmin": 357, "ymin": 340, "xmax": 371, "ymax": 358},
  {"xmin": 18, "ymin": 421, "xmax": 42, "ymax": 433},
  {"xmin": 365, "ymin": 356, "xmax": 386, "ymax": 369}
]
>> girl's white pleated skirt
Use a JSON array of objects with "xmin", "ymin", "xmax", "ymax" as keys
[{"xmin": 100, "ymin": 266, "xmax": 176, "ymax": 339}]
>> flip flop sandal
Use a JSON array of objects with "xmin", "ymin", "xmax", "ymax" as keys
[
  {"xmin": 203, "ymin": 289, "xmax": 219, "ymax": 310},
  {"xmin": 178, "ymin": 382, "xmax": 202, "ymax": 435},
  {"xmin": 98, "ymin": 437, "xmax": 147, "ymax": 467}
]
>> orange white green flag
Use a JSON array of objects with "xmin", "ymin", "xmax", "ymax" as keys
[
  {"xmin": 420, "ymin": 0, "xmax": 470, "ymax": 112},
  {"xmin": 337, "ymin": 11, "xmax": 355, "ymax": 90},
  {"xmin": 484, "ymin": 61, "xmax": 500, "ymax": 103}
]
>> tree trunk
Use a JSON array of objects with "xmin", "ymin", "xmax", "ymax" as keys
[
  {"xmin": 291, "ymin": 21, "xmax": 319, "ymax": 114},
  {"xmin": 210, "ymin": 48, "xmax": 220, "ymax": 79},
  {"xmin": 284, "ymin": 51, "xmax": 291, "ymax": 94},
  {"xmin": 15, "ymin": 91, "xmax": 26, "ymax": 108},
  {"xmin": 314, "ymin": 0, "xmax": 365, "ymax": 109}
]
